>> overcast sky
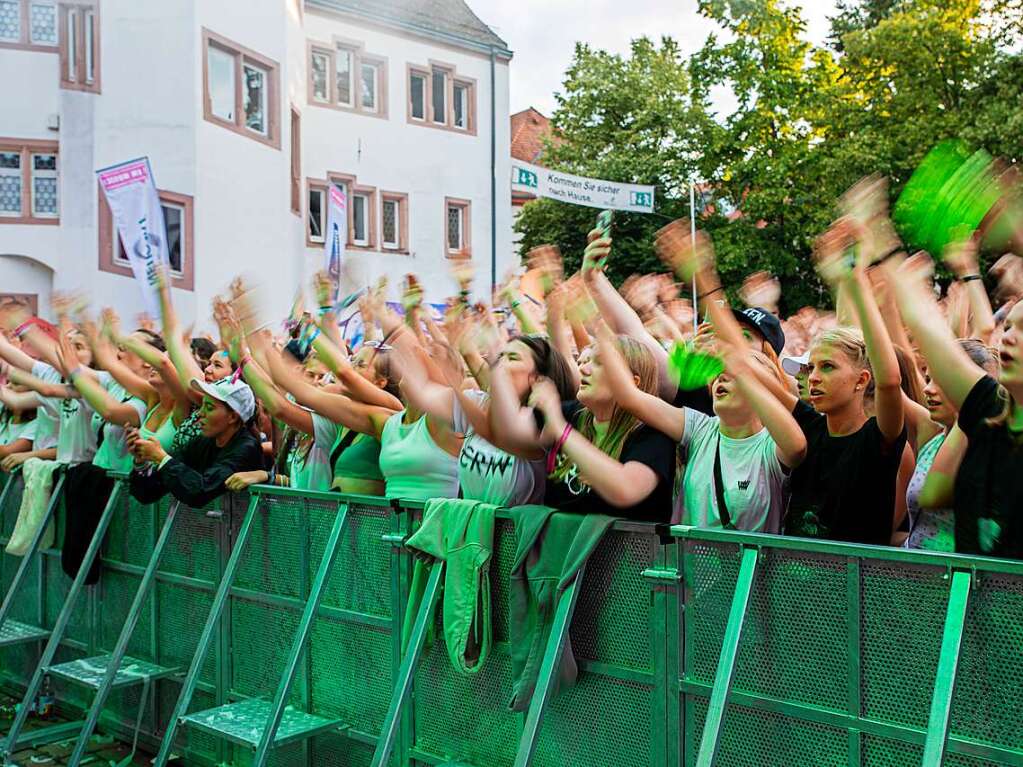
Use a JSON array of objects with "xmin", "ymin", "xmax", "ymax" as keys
[{"xmin": 471, "ymin": 0, "xmax": 839, "ymax": 118}]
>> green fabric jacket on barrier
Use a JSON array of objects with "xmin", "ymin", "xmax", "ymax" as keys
[
  {"xmin": 507, "ymin": 506, "xmax": 615, "ymax": 712},
  {"xmin": 402, "ymin": 497, "xmax": 498, "ymax": 675}
]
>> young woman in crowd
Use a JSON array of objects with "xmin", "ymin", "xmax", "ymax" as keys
[
  {"xmin": 610, "ymin": 223, "xmax": 807, "ymax": 532},
  {"xmin": 888, "ymin": 250, "xmax": 1023, "ymax": 558},
  {"xmin": 0, "ymin": 382, "xmax": 37, "ymax": 460}
]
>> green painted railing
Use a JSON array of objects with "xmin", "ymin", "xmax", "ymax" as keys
[{"xmin": 0, "ymin": 472, "xmax": 1021, "ymax": 766}]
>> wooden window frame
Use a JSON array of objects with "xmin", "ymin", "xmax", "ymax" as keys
[
  {"xmin": 289, "ymin": 105, "xmax": 301, "ymax": 215},
  {"xmin": 0, "ymin": 138, "xmax": 59, "ymax": 225},
  {"xmin": 306, "ymin": 178, "xmax": 327, "ymax": 246},
  {"xmin": 306, "ymin": 37, "xmax": 388, "ymax": 119},
  {"xmin": 0, "ymin": 0, "xmax": 59, "ymax": 52},
  {"xmin": 98, "ymin": 186, "xmax": 194, "ymax": 291},
  {"xmin": 407, "ymin": 60, "xmax": 477, "ymax": 136},
  {"xmin": 380, "ymin": 192, "xmax": 408, "ymax": 254},
  {"xmin": 58, "ymin": 1, "xmax": 99, "ymax": 93},
  {"xmin": 444, "ymin": 197, "xmax": 471, "ymax": 259},
  {"xmin": 202, "ymin": 28, "xmax": 281, "ymax": 150}
]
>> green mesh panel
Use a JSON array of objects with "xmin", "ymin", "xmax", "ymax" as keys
[
  {"xmin": 43, "ymin": 552, "xmax": 89, "ymax": 643},
  {"xmin": 570, "ymin": 531, "xmax": 658, "ymax": 673},
  {"xmin": 310, "ymin": 732, "xmax": 378, "ymax": 766},
  {"xmin": 157, "ymin": 581, "xmax": 216, "ymax": 685},
  {"xmin": 734, "ymin": 549, "xmax": 848, "ymax": 710},
  {"xmin": 235, "ymin": 496, "xmax": 305, "ymax": 599},
  {"xmin": 951, "ymin": 572, "xmax": 1023, "ymax": 749},
  {"xmin": 0, "ymin": 473, "xmax": 24, "ymax": 537},
  {"xmin": 861, "ymin": 560, "xmax": 947, "ymax": 727},
  {"xmin": 413, "ymin": 630, "xmax": 520, "ymax": 767},
  {"xmin": 159, "ymin": 500, "xmax": 222, "ymax": 581},
  {"xmin": 309, "ymin": 617, "xmax": 392, "ymax": 736},
  {"xmin": 683, "ymin": 540, "xmax": 742, "ymax": 684},
  {"xmin": 102, "ymin": 491, "xmax": 154, "ymax": 568},
  {"xmin": 535, "ymin": 672, "xmax": 653, "ymax": 767},
  {"xmin": 229, "ymin": 740, "xmax": 308, "ymax": 767},
  {"xmin": 159, "ymin": 682, "xmax": 222, "ymax": 764},
  {"xmin": 317, "ymin": 502, "xmax": 392, "ymax": 619},
  {"xmin": 97, "ymin": 570, "xmax": 151, "ymax": 658},
  {"xmin": 687, "ymin": 696, "xmax": 847, "ymax": 766},
  {"xmin": 229, "ymin": 597, "xmax": 303, "ymax": 704}
]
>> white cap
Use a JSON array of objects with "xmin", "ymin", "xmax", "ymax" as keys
[
  {"xmin": 190, "ymin": 377, "xmax": 256, "ymax": 422},
  {"xmin": 781, "ymin": 352, "xmax": 810, "ymax": 377}
]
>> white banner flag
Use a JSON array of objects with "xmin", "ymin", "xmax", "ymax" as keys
[
  {"xmin": 96, "ymin": 157, "xmax": 169, "ymax": 317},
  {"xmin": 511, "ymin": 160, "xmax": 655, "ymax": 213},
  {"xmin": 324, "ymin": 183, "xmax": 348, "ymax": 301}
]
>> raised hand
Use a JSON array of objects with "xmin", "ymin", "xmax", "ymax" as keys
[
  {"xmin": 813, "ymin": 218, "xmax": 860, "ymax": 288},
  {"xmin": 654, "ymin": 219, "xmax": 714, "ymax": 281},
  {"xmin": 527, "ymin": 378, "xmax": 567, "ymax": 446},
  {"xmin": 581, "ymin": 229, "xmax": 611, "ymax": 276},
  {"xmin": 739, "ymin": 271, "xmax": 781, "ymax": 312}
]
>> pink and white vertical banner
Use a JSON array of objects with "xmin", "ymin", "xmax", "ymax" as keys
[
  {"xmin": 96, "ymin": 157, "xmax": 169, "ymax": 317},
  {"xmin": 324, "ymin": 183, "xmax": 348, "ymax": 302}
]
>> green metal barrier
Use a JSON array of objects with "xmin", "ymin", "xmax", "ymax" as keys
[
  {"xmin": 672, "ymin": 525, "xmax": 1023, "ymax": 767},
  {"xmin": 3, "ymin": 468, "xmax": 1023, "ymax": 767}
]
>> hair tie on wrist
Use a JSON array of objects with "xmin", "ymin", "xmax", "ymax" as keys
[
  {"xmin": 698, "ymin": 286, "xmax": 724, "ymax": 301},
  {"xmin": 961, "ymin": 274, "xmax": 983, "ymax": 283}
]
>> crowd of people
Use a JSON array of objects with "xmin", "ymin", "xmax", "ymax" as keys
[{"xmin": 2, "ymin": 175, "xmax": 1022, "ymax": 575}]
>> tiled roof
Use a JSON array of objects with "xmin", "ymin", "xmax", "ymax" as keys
[
  {"xmin": 308, "ymin": 0, "xmax": 510, "ymax": 56},
  {"xmin": 510, "ymin": 107, "xmax": 555, "ymax": 164}
]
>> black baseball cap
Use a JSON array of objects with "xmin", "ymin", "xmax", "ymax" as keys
[{"xmin": 732, "ymin": 307, "xmax": 785, "ymax": 355}]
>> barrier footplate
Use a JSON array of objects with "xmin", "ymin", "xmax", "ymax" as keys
[
  {"xmin": 179, "ymin": 699, "xmax": 341, "ymax": 749},
  {"xmin": 47, "ymin": 654, "xmax": 176, "ymax": 689},
  {"xmin": 0, "ymin": 619, "xmax": 49, "ymax": 647}
]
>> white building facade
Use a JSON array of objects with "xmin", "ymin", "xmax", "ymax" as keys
[{"xmin": 0, "ymin": 0, "xmax": 513, "ymax": 327}]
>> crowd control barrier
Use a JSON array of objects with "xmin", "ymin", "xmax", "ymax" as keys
[{"xmin": 0, "ymin": 471, "xmax": 1020, "ymax": 766}]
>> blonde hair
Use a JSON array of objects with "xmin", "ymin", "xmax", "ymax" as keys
[
  {"xmin": 553, "ymin": 336, "xmax": 657, "ymax": 482},
  {"xmin": 810, "ymin": 327, "xmax": 874, "ymax": 396}
]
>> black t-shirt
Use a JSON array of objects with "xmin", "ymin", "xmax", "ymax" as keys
[
  {"xmin": 542, "ymin": 401, "xmax": 676, "ymax": 523},
  {"xmin": 673, "ymin": 385, "xmax": 714, "ymax": 416},
  {"xmin": 785, "ymin": 401, "xmax": 907, "ymax": 544},
  {"xmin": 954, "ymin": 375, "xmax": 1023, "ymax": 559}
]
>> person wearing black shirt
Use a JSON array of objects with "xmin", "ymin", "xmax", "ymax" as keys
[
  {"xmin": 889, "ymin": 250, "xmax": 1023, "ymax": 559},
  {"xmin": 781, "ymin": 219, "xmax": 907, "ymax": 544},
  {"xmin": 129, "ymin": 378, "xmax": 263, "ymax": 508},
  {"xmin": 498, "ymin": 329, "xmax": 676, "ymax": 523}
]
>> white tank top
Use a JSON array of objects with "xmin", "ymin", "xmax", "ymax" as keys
[{"xmin": 378, "ymin": 412, "xmax": 459, "ymax": 502}]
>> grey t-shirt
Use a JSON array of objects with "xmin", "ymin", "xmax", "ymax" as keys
[
  {"xmin": 30, "ymin": 361, "xmax": 62, "ymax": 451},
  {"xmin": 677, "ymin": 408, "xmax": 786, "ymax": 533},
  {"xmin": 453, "ymin": 391, "xmax": 545, "ymax": 507}
]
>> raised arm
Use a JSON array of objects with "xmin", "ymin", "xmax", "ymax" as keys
[
  {"xmin": 2, "ymin": 365, "xmax": 72, "ymax": 400},
  {"xmin": 487, "ymin": 363, "xmax": 545, "ymax": 460},
  {"xmin": 529, "ymin": 379, "xmax": 660, "ymax": 509},
  {"xmin": 0, "ymin": 333, "xmax": 39, "ymax": 373},
  {"xmin": 945, "ymin": 240, "xmax": 996, "ymax": 344},
  {"xmin": 724, "ymin": 346, "xmax": 807, "ymax": 468},
  {"xmin": 264, "ymin": 343, "xmax": 393, "ymax": 438},
  {"xmin": 884, "ymin": 253, "xmax": 985, "ymax": 411},
  {"xmin": 598, "ymin": 324, "xmax": 685, "ymax": 441},
  {"xmin": 232, "ymin": 333, "xmax": 314, "ymax": 436}
]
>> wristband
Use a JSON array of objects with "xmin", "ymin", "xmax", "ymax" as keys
[
  {"xmin": 231, "ymin": 355, "xmax": 252, "ymax": 383},
  {"xmin": 12, "ymin": 320, "xmax": 34, "ymax": 339},
  {"xmin": 318, "ymin": 304, "xmax": 334, "ymax": 316},
  {"xmin": 698, "ymin": 286, "xmax": 724, "ymax": 301},
  {"xmin": 510, "ymin": 300, "xmax": 522, "ymax": 310},
  {"xmin": 961, "ymin": 274, "xmax": 983, "ymax": 283},
  {"xmin": 546, "ymin": 423, "xmax": 573, "ymax": 475}
]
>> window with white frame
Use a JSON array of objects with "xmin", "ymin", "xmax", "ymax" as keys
[
  {"xmin": 335, "ymin": 47, "xmax": 353, "ymax": 106},
  {"xmin": 445, "ymin": 198, "xmax": 470, "ymax": 257},
  {"xmin": 0, "ymin": 142, "xmax": 58, "ymax": 222},
  {"xmin": 409, "ymin": 64, "xmax": 476, "ymax": 133},
  {"xmin": 59, "ymin": 1, "xmax": 98, "ymax": 92},
  {"xmin": 0, "ymin": 152, "xmax": 22, "ymax": 217},
  {"xmin": 203, "ymin": 29, "xmax": 280, "ymax": 148},
  {"xmin": 431, "ymin": 69, "xmax": 447, "ymax": 125},
  {"xmin": 409, "ymin": 71, "xmax": 426, "ymax": 121},
  {"xmin": 31, "ymin": 153, "xmax": 57, "ymax": 217},
  {"xmin": 113, "ymin": 200, "xmax": 185, "ymax": 275},
  {"xmin": 381, "ymin": 195, "xmax": 403, "ymax": 250},
  {"xmin": 307, "ymin": 184, "xmax": 324, "ymax": 243},
  {"xmin": 308, "ymin": 41, "xmax": 386, "ymax": 117},
  {"xmin": 360, "ymin": 61, "xmax": 378, "ymax": 111},
  {"xmin": 243, "ymin": 60, "xmax": 268, "ymax": 135},
  {"xmin": 310, "ymin": 49, "xmax": 329, "ymax": 102},
  {"xmin": 351, "ymin": 192, "xmax": 369, "ymax": 246},
  {"xmin": 100, "ymin": 188, "xmax": 193, "ymax": 290},
  {"xmin": 0, "ymin": 0, "xmax": 57, "ymax": 48}
]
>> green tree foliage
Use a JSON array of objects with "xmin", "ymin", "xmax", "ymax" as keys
[{"xmin": 514, "ymin": 0, "xmax": 1023, "ymax": 310}]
